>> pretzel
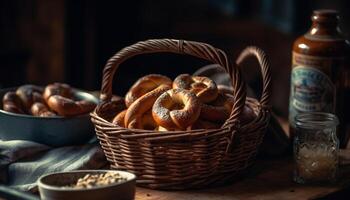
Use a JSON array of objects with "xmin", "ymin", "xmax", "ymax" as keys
[
  {"xmin": 47, "ymin": 95, "xmax": 95, "ymax": 116},
  {"xmin": 16, "ymin": 85, "xmax": 44, "ymax": 111},
  {"xmin": 112, "ymin": 110, "xmax": 127, "ymax": 127},
  {"xmin": 200, "ymin": 92, "xmax": 234, "ymax": 122},
  {"xmin": 99, "ymin": 96, "xmax": 126, "ymax": 122},
  {"xmin": 201, "ymin": 92, "xmax": 256, "ymax": 124},
  {"xmin": 128, "ymin": 111, "xmax": 158, "ymax": 130},
  {"xmin": 217, "ymin": 85, "xmax": 256, "ymax": 124},
  {"xmin": 2, "ymin": 91, "xmax": 25, "ymax": 114},
  {"xmin": 173, "ymin": 74, "xmax": 218, "ymax": 103},
  {"xmin": 152, "ymin": 88, "xmax": 201, "ymax": 130},
  {"xmin": 31, "ymin": 102, "xmax": 56, "ymax": 117},
  {"xmin": 125, "ymin": 74, "xmax": 172, "ymax": 107},
  {"xmin": 43, "ymin": 83, "xmax": 72, "ymax": 102},
  {"xmin": 124, "ymin": 84, "xmax": 171, "ymax": 129},
  {"xmin": 217, "ymin": 84, "xmax": 234, "ymax": 95}
]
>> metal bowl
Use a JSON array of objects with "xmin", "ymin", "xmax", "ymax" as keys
[
  {"xmin": 38, "ymin": 170, "xmax": 136, "ymax": 200},
  {"xmin": 0, "ymin": 87, "xmax": 99, "ymax": 147}
]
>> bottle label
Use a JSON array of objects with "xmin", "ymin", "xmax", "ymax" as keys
[{"xmin": 289, "ymin": 52, "xmax": 337, "ymax": 128}]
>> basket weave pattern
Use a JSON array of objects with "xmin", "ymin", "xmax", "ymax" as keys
[{"xmin": 91, "ymin": 39, "xmax": 271, "ymax": 189}]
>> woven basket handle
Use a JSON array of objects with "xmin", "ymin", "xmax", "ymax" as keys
[
  {"xmin": 100, "ymin": 39, "xmax": 246, "ymax": 123},
  {"xmin": 236, "ymin": 46, "xmax": 271, "ymax": 107}
]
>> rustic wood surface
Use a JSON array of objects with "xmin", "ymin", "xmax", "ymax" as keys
[{"xmin": 135, "ymin": 157, "xmax": 350, "ymax": 200}]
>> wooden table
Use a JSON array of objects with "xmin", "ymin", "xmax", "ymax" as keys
[{"xmin": 135, "ymin": 157, "xmax": 350, "ymax": 200}]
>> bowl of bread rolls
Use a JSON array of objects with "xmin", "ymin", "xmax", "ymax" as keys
[
  {"xmin": 0, "ymin": 83, "xmax": 98, "ymax": 146},
  {"xmin": 91, "ymin": 39, "xmax": 272, "ymax": 189}
]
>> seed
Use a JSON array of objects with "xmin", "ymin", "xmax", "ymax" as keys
[{"xmin": 63, "ymin": 172, "xmax": 128, "ymax": 189}]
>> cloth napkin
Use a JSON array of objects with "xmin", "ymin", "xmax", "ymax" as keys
[{"xmin": 0, "ymin": 138, "xmax": 108, "ymax": 192}]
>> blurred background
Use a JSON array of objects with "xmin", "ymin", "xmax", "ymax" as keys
[{"xmin": 0, "ymin": 0, "xmax": 349, "ymax": 118}]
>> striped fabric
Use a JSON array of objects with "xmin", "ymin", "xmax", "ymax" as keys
[{"xmin": 0, "ymin": 138, "xmax": 108, "ymax": 192}]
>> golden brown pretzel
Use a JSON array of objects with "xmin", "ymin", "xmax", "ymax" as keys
[
  {"xmin": 201, "ymin": 92, "xmax": 256, "ymax": 124},
  {"xmin": 99, "ymin": 96, "xmax": 126, "ymax": 122},
  {"xmin": 43, "ymin": 83, "xmax": 72, "ymax": 102},
  {"xmin": 217, "ymin": 85, "xmax": 256, "ymax": 124},
  {"xmin": 125, "ymin": 74, "xmax": 172, "ymax": 107},
  {"xmin": 128, "ymin": 111, "xmax": 158, "ymax": 130},
  {"xmin": 2, "ymin": 91, "xmax": 25, "ymax": 114},
  {"xmin": 125, "ymin": 84, "xmax": 171, "ymax": 129},
  {"xmin": 47, "ymin": 95, "xmax": 95, "ymax": 116},
  {"xmin": 173, "ymin": 74, "xmax": 218, "ymax": 103},
  {"xmin": 200, "ymin": 92, "xmax": 234, "ymax": 122},
  {"xmin": 217, "ymin": 84, "xmax": 234, "ymax": 95},
  {"xmin": 152, "ymin": 88, "xmax": 201, "ymax": 130},
  {"xmin": 112, "ymin": 109, "xmax": 127, "ymax": 127},
  {"xmin": 16, "ymin": 85, "xmax": 44, "ymax": 111},
  {"xmin": 31, "ymin": 102, "xmax": 56, "ymax": 117}
]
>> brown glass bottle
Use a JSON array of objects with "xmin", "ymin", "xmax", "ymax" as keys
[{"xmin": 289, "ymin": 10, "xmax": 350, "ymax": 147}]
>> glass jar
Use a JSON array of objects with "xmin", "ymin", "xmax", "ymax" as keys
[{"xmin": 293, "ymin": 112, "xmax": 339, "ymax": 184}]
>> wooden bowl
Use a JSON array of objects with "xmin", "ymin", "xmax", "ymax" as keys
[
  {"xmin": 38, "ymin": 170, "xmax": 136, "ymax": 200},
  {"xmin": 0, "ymin": 87, "xmax": 99, "ymax": 147}
]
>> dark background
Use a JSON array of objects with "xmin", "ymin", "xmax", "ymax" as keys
[{"xmin": 0, "ymin": 0, "xmax": 349, "ymax": 117}]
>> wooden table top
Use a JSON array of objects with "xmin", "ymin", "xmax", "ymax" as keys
[{"xmin": 135, "ymin": 157, "xmax": 350, "ymax": 200}]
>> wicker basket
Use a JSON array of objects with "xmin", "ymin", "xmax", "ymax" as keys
[{"xmin": 91, "ymin": 39, "xmax": 271, "ymax": 189}]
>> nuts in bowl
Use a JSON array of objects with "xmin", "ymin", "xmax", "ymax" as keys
[
  {"xmin": 38, "ymin": 170, "xmax": 136, "ymax": 200},
  {"xmin": 68, "ymin": 171, "xmax": 128, "ymax": 189}
]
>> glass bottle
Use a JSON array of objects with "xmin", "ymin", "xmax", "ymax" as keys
[{"xmin": 289, "ymin": 10, "xmax": 350, "ymax": 147}]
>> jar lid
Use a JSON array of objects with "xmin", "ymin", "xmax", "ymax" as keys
[{"xmin": 295, "ymin": 112, "xmax": 339, "ymax": 129}]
